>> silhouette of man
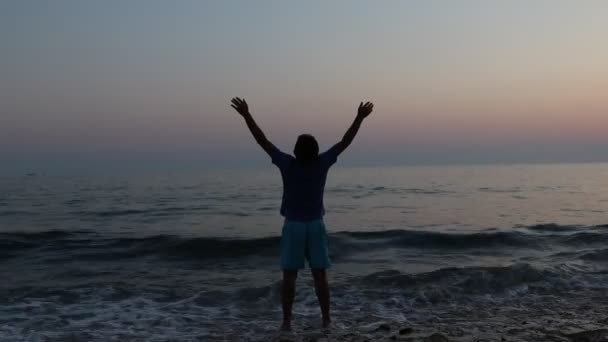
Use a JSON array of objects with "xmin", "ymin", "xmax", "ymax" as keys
[{"xmin": 230, "ymin": 97, "xmax": 374, "ymax": 330}]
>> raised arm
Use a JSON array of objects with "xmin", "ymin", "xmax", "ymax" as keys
[
  {"xmin": 230, "ymin": 97, "xmax": 276, "ymax": 155},
  {"xmin": 332, "ymin": 101, "xmax": 374, "ymax": 155}
]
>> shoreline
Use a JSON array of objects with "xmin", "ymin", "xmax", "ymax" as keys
[{"xmin": 262, "ymin": 320, "xmax": 608, "ymax": 342}]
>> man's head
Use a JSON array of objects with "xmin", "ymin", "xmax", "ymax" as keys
[{"xmin": 294, "ymin": 134, "xmax": 319, "ymax": 163}]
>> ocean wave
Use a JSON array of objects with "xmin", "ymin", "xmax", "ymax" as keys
[
  {"xmin": 580, "ymin": 249, "xmax": 608, "ymax": 261},
  {"xmin": 336, "ymin": 229, "xmax": 537, "ymax": 249},
  {"xmin": 68, "ymin": 206, "xmax": 212, "ymax": 218},
  {"xmin": 559, "ymin": 231, "xmax": 608, "ymax": 245},
  {"xmin": 526, "ymin": 223, "xmax": 579, "ymax": 232},
  {"xmin": 326, "ymin": 186, "xmax": 452, "ymax": 195},
  {"xmin": 64, "ymin": 234, "xmax": 283, "ymax": 260},
  {"xmin": 478, "ymin": 187, "xmax": 521, "ymax": 193},
  {"xmin": 3, "ymin": 224, "xmax": 608, "ymax": 262},
  {"xmin": 357, "ymin": 263, "xmax": 559, "ymax": 295},
  {"xmin": 166, "ymin": 262, "xmax": 563, "ymax": 303},
  {"xmin": 0, "ymin": 210, "xmax": 39, "ymax": 217},
  {"xmin": 4, "ymin": 264, "xmax": 570, "ymax": 308},
  {"xmin": 0, "ymin": 229, "xmax": 81, "ymax": 240}
]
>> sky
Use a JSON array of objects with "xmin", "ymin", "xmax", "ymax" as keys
[{"xmin": 1, "ymin": 0, "xmax": 607, "ymax": 172}]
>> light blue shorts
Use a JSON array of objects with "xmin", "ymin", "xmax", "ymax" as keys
[{"xmin": 280, "ymin": 219, "xmax": 331, "ymax": 270}]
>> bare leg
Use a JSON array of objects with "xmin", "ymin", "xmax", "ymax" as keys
[
  {"xmin": 312, "ymin": 269, "xmax": 331, "ymax": 328},
  {"xmin": 281, "ymin": 270, "xmax": 298, "ymax": 330}
]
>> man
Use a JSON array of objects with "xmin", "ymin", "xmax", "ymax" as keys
[{"xmin": 230, "ymin": 97, "xmax": 373, "ymax": 330}]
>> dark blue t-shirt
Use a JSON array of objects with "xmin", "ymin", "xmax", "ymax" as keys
[{"xmin": 270, "ymin": 145, "xmax": 339, "ymax": 221}]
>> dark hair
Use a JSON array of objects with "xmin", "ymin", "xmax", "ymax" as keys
[{"xmin": 293, "ymin": 134, "xmax": 319, "ymax": 163}]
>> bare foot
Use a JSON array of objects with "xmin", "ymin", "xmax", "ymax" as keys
[
  {"xmin": 322, "ymin": 318, "xmax": 331, "ymax": 330},
  {"xmin": 280, "ymin": 321, "xmax": 292, "ymax": 331}
]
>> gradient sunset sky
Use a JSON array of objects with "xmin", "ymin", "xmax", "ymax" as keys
[{"xmin": 2, "ymin": 1, "xmax": 607, "ymax": 172}]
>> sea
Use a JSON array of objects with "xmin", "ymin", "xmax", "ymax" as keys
[{"xmin": 1, "ymin": 163, "xmax": 608, "ymax": 341}]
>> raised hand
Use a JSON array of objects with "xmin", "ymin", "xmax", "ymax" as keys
[
  {"xmin": 230, "ymin": 97, "xmax": 276, "ymax": 155},
  {"xmin": 332, "ymin": 101, "xmax": 374, "ymax": 155},
  {"xmin": 231, "ymin": 97, "xmax": 250, "ymax": 117},
  {"xmin": 357, "ymin": 101, "xmax": 374, "ymax": 119}
]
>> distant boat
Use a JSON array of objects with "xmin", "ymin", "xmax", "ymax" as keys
[{"xmin": 25, "ymin": 172, "xmax": 37, "ymax": 177}]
